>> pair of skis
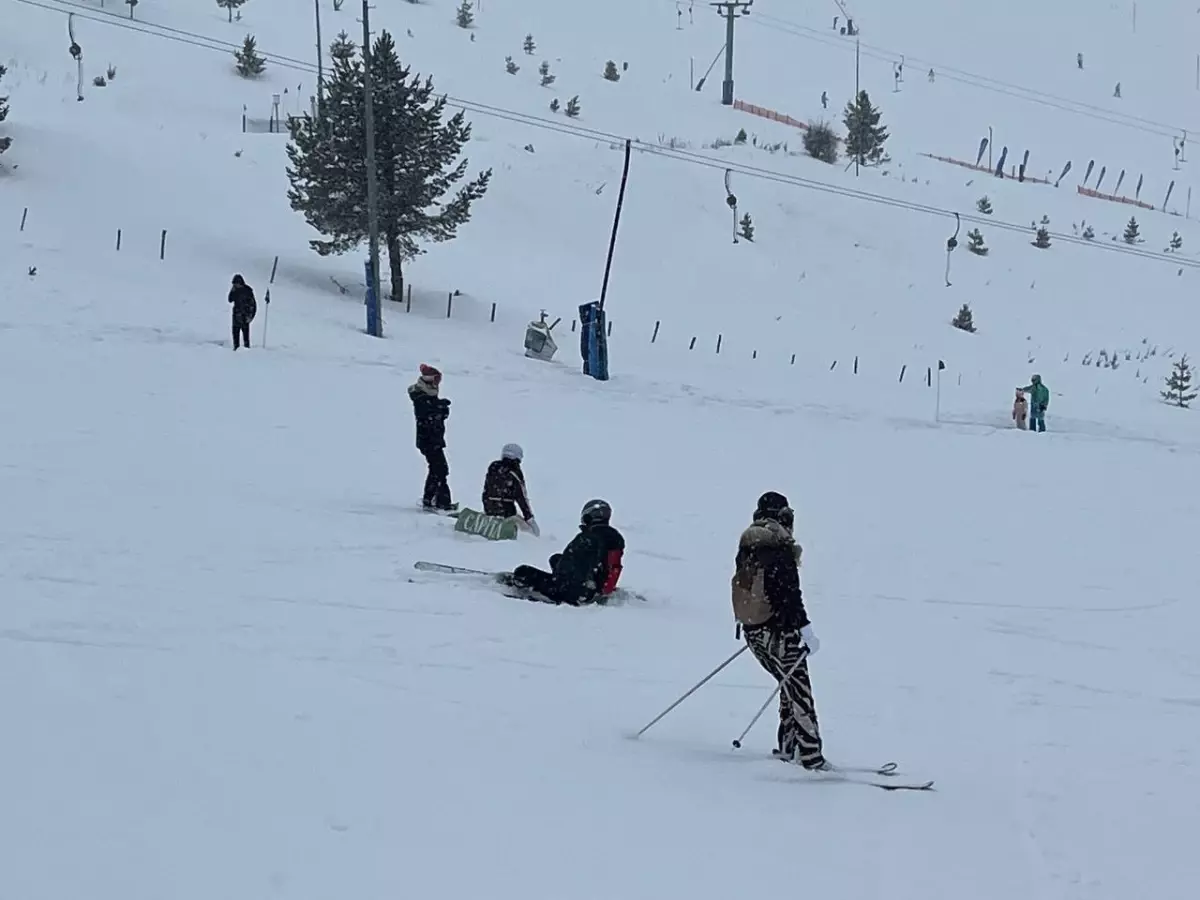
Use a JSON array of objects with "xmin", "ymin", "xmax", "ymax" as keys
[{"xmin": 413, "ymin": 561, "xmax": 648, "ymax": 604}]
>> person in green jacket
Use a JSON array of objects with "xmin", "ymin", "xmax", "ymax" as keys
[{"xmin": 1016, "ymin": 374, "xmax": 1050, "ymax": 432}]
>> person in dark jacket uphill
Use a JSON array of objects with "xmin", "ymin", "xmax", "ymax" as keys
[
  {"xmin": 731, "ymin": 491, "xmax": 826, "ymax": 771},
  {"xmin": 482, "ymin": 443, "xmax": 539, "ymax": 536},
  {"xmin": 408, "ymin": 364, "xmax": 454, "ymax": 510},
  {"xmin": 228, "ymin": 274, "xmax": 257, "ymax": 350},
  {"xmin": 500, "ymin": 499, "xmax": 624, "ymax": 605}
]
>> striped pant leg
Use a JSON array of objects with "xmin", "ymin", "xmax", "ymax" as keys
[{"xmin": 745, "ymin": 626, "xmax": 825, "ymax": 768}]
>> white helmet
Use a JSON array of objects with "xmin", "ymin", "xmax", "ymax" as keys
[{"xmin": 501, "ymin": 443, "xmax": 524, "ymax": 461}]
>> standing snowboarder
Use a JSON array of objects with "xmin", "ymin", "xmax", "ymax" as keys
[
  {"xmin": 1016, "ymin": 374, "xmax": 1050, "ymax": 432},
  {"xmin": 482, "ymin": 443, "xmax": 539, "ymax": 535},
  {"xmin": 228, "ymin": 274, "xmax": 257, "ymax": 350},
  {"xmin": 731, "ymin": 491, "xmax": 826, "ymax": 771},
  {"xmin": 500, "ymin": 499, "xmax": 624, "ymax": 605},
  {"xmin": 409, "ymin": 364, "xmax": 454, "ymax": 510}
]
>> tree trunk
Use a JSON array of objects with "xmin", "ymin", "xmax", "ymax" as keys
[
  {"xmin": 228, "ymin": 7, "xmax": 233, "ymax": 22},
  {"xmin": 386, "ymin": 237, "xmax": 404, "ymax": 302}
]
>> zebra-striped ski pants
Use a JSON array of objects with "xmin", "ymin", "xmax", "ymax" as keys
[{"xmin": 745, "ymin": 624, "xmax": 826, "ymax": 769}]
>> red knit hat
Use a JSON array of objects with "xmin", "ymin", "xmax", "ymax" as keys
[{"xmin": 419, "ymin": 363, "xmax": 442, "ymax": 385}]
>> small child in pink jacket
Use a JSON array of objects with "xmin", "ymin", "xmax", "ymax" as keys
[{"xmin": 1012, "ymin": 390, "xmax": 1028, "ymax": 429}]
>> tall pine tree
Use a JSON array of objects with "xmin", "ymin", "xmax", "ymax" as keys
[
  {"xmin": 842, "ymin": 90, "xmax": 888, "ymax": 166},
  {"xmin": 286, "ymin": 32, "xmax": 491, "ymax": 301},
  {"xmin": 0, "ymin": 64, "xmax": 10, "ymax": 158}
]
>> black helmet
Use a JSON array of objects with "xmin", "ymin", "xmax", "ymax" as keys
[
  {"xmin": 580, "ymin": 498, "xmax": 612, "ymax": 526},
  {"xmin": 755, "ymin": 491, "xmax": 794, "ymax": 530}
]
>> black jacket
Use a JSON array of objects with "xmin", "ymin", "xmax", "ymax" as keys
[
  {"xmin": 408, "ymin": 383, "xmax": 450, "ymax": 452},
  {"xmin": 228, "ymin": 284, "xmax": 257, "ymax": 321},
  {"xmin": 482, "ymin": 458, "xmax": 533, "ymax": 519},
  {"xmin": 550, "ymin": 523, "xmax": 625, "ymax": 606}
]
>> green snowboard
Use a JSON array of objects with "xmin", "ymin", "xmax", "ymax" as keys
[{"xmin": 453, "ymin": 507, "xmax": 520, "ymax": 541}]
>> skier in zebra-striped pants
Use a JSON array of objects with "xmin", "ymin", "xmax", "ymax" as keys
[{"xmin": 730, "ymin": 492, "xmax": 826, "ymax": 771}]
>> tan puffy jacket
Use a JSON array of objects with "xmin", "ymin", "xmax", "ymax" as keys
[{"xmin": 731, "ymin": 519, "xmax": 807, "ymax": 628}]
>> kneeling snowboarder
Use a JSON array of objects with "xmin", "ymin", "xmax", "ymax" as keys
[
  {"xmin": 732, "ymin": 491, "xmax": 826, "ymax": 770},
  {"xmin": 501, "ymin": 499, "xmax": 623, "ymax": 605},
  {"xmin": 482, "ymin": 443, "xmax": 539, "ymax": 535}
]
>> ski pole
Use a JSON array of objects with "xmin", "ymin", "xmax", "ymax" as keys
[
  {"xmin": 731, "ymin": 645, "xmax": 809, "ymax": 749},
  {"xmin": 261, "ymin": 289, "xmax": 270, "ymax": 348},
  {"xmin": 634, "ymin": 645, "xmax": 748, "ymax": 738}
]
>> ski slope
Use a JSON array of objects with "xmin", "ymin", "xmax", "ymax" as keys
[{"xmin": 3, "ymin": 1, "xmax": 1200, "ymax": 898}]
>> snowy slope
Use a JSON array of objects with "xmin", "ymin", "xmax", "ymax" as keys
[{"xmin": 4, "ymin": 1, "xmax": 1200, "ymax": 899}]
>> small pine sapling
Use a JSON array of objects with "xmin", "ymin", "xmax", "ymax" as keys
[
  {"xmin": 106, "ymin": 64, "xmax": 117, "ymax": 80},
  {"xmin": 951, "ymin": 303, "xmax": 976, "ymax": 333},
  {"xmin": 456, "ymin": 0, "xmax": 475, "ymax": 29},
  {"xmin": 523, "ymin": 34, "xmax": 536, "ymax": 55},
  {"xmin": 1040, "ymin": 214, "xmax": 1050, "ymax": 226},
  {"xmin": 802, "ymin": 120, "xmax": 838, "ymax": 164},
  {"xmin": 842, "ymin": 89, "xmax": 889, "ymax": 165},
  {"xmin": 1169, "ymin": 231, "xmax": 1183, "ymax": 252},
  {"xmin": 603, "ymin": 60, "xmax": 621, "ymax": 82},
  {"xmin": 1032, "ymin": 225, "xmax": 1051, "ymax": 249},
  {"xmin": 505, "ymin": 56, "xmax": 519, "ymax": 75},
  {"xmin": 735, "ymin": 128, "xmax": 747, "ymax": 144},
  {"xmin": 738, "ymin": 213, "xmax": 755, "ymax": 241},
  {"xmin": 1161, "ymin": 355, "xmax": 1198, "ymax": 407},
  {"xmin": 549, "ymin": 98, "xmax": 560, "ymax": 113},
  {"xmin": 976, "ymin": 195, "xmax": 993, "ymax": 215},
  {"xmin": 967, "ymin": 228, "xmax": 988, "ymax": 256},
  {"xmin": 1123, "ymin": 216, "xmax": 1141, "ymax": 244},
  {"xmin": 217, "ymin": 0, "xmax": 247, "ymax": 23},
  {"xmin": 539, "ymin": 61, "xmax": 556, "ymax": 87},
  {"xmin": 92, "ymin": 75, "xmax": 107, "ymax": 87},
  {"xmin": 565, "ymin": 95, "xmax": 581, "ymax": 118},
  {"xmin": 1082, "ymin": 224, "xmax": 1095, "ymax": 240},
  {"xmin": 234, "ymin": 34, "xmax": 267, "ymax": 77}
]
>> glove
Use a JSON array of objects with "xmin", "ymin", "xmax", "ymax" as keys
[
  {"xmin": 800, "ymin": 624, "xmax": 820, "ymax": 656},
  {"xmin": 526, "ymin": 516, "xmax": 540, "ymax": 537}
]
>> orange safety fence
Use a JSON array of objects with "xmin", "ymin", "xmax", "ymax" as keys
[
  {"xmin": 919, "ymin": 152, "xmax": 1053, "ymax": 185},
  {"xmin": 1076, "ymin": 185, "xmax": 1155, "ymax": 210},
  {"xmin": 732, "ymin": 99, "xmax": 844, "ymax": 143}
]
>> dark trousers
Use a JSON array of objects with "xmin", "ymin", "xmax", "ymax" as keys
[
  {"xmin": 232, "ymin": 316, "xmax": 250, "ymax": 349},
  {"xmin": 420, "ymin": 447, "xmax": 452, "ymax": 509},
  {"xmin": 745, "ymin": 624, "xmax": 825, "ymax": 769},
  {"xmin": 483, "ymin": 498, "xmax": 517, "ymax": 518},
  {"xmin": 509, "ymin": 564, "xmax": 558, "ymax": 602},
  {"xmin": 1029, "ymin": 405, "xmax": 1046, "ymax": 432}
]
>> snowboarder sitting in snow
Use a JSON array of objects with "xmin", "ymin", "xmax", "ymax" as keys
[
  {"xmin": 228, "ymin": 274, "xmax": 257, "ymax": 350},
  {"xmin": 409, "ymin": 364, "xmax": 454, "ymax": 510},
  {"xmin": 482, "ymin": 443, "xmax": 539, "ymax": 536},
  {"xmin": 1016, "ymin": 373, "xmax": 1050, "ymax": 432},
  {"xmin": 500, "ymin": 499, "xmax": 624, "ymax": 605},
  {"xmin": 732, "ymin": 491, "xmax": 826, "ymax": 771},
  {"xmin": 1012, "ymin": 389, "xmax": 1028, "ymax": 430}
]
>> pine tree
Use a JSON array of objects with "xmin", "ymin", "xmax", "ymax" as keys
[
  {"xmin": 329, "ymin": 30, "xmax": 357, "ymax": 63},
  {"xmin": 842, "ymin": 90, "xmax": 889, "ymax": 165},
  {"xmin": 505, "ymin": 55, "xmax": 519, "ymax": 75},
  {"xmin": 0, "ymin": 64, "xmax": 10, "ymax": 158},
  {"xmin": 565, "ymin": 95, "xmax": 581, "ymax": 118},
  {"xmin": 1169, "ymin": 231, "xmax": 1183, "ymax": 252},
  {"xmin": 802, "ymin": 120, "xmax": 838, "ymax": 164},
  {"xmin": 523, "ymin": 34, "xmax": 536, "ymax": 55},
  {"xmin": 735, "ymin": 128, "xmax": 747, "ymax": 144},
  {"xmin": 126, "ymin": 0, "xmax": 138, "ymax": 19},
  {"xmin": 234, "ymin": 34, "xmax": 266, "ymax": 77},
  {"xmin": 1082, "ymin": 224, "xmax": 1095, "ymax": 240},
  {"xmin": 538, "ymin": 61, "xmax": 555, "ymax": 87},
  {"xmin": 456, "ymin": 0, "xmax": 474, "ymax": 28},
  {"xmin": 976, "ymin": 195, "xmax": 992, "ymax": 215},
  {"xmin": 549, "ymin": 98, "xmax": 560, "ymax": 113},
  {"xmin": 967, "ymin": 228, "xmax": 988, "ymax": 256},
  {"xmin": 1123, "ymin": 216, "xmax": 1141, "ymax": 244},
  {"xmin": 1032, "ymin": 225, "xmax": 1051, "ymax": 249},
  {"xmin": 951, "ymin": 303, "xmax": 976, "ymax": 333},
  {"xmin": 738, "ymin": 213, "xmax": 754, "ymax": 241},
  {"xmin": 603, "ymin": 60, "xmax": 621, "ymax": 82},
  {"xmin": 217, "ymin": 0, "xmax": 247, "ymax": 23},
  {"xmin": 286, "ymin": 31, "xmax": 492, "ymax": 302},
  {"xmin": 1161, "ymin": 355, "xmax": 1198, "ymax": 407}
]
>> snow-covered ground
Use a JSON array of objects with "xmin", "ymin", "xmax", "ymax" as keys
[{"xmin": 3, "ymin": 1, "xmax": 1200, "ymax": 898}]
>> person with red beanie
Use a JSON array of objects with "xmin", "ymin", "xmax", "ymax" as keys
[{"xmin": 408, "ymin": 364, "xmax": 454, "ymax": 510}]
